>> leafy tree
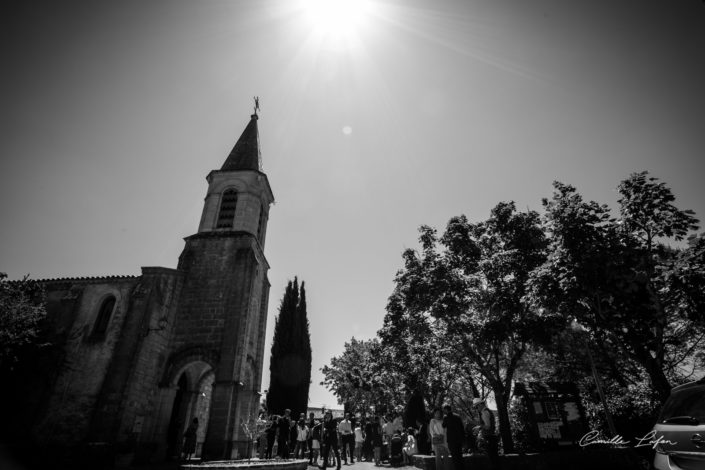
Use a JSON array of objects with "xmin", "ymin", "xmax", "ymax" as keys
[
  {"xmin": 320, "ymin": 337, "xmax": 403, "ymax": 415},
  {"xmin": 528, "ymin": 173, "xmax": 703, "ymax": 402},
  {"xmin": 267, "ymin": 278, "xmax": 312, "ymax": 418},
  {"xmin": 321, "ymin": 336, "xmax": 481, "ymax": 426},
  {"xmin": 0, "ymin": 273, "xmax": 48, "ymax": 371},
  {"xmin": 387, "ymin": 202, "xmax": 560, "ymax": 452},
  {"xmin": 380, "ymin": 288, "xmax": 472, "ymax": 411},
  {"xmin": 661, "ymin": 232, "xmax": 705, "ymax": 326},
  {"xmin": 296, "ymin": 281, "xmax": 312, "ymax": 408},
  {"xmin": 0, "ymin": 272, "xmax": 51, "ymax": 442}
]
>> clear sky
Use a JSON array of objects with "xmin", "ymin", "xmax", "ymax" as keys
[{"xmin": 2, "ymin": 0, "xmax": 705, "ymax": 409}]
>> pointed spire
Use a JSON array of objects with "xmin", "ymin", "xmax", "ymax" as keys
[{"xmin": 221, "ymin": 113, "xmax": 261, "ymax": 172}]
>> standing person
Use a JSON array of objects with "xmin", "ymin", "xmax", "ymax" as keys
[
  {"xmin": 354, "ymin": 421, "xmax": 364, "ymax": 463},
  {"xmin": 308, "ymin": 412, "xmax": 316, "ymax": 463},
  {"xmin": 363, "ymin": 418, "xmax": 374, "ymax": 462},
  {"xmin": 443, "ymin": 405, "xmax": 465, "ymax": 470},
  {"xmin": 339, "ymin": 413, "xmax": 355, "ymax": 464},
  {"xmin": 291, "ymin": 418, "xmax": 299, "ymax": 456},
  {"xmin": 311, "ymin": 420, "xmax": 322, "ymax": 465},
  {"xmin": 429, "ymin": 408, "xmax": 450, "ymax": 470},
  {"xmin": 278, "ymin": 409, "xmax": 292, "ymax": 458},
  {"xmin": 320, "ymin": 410, "xmax": 341, "ymax": 470},
  {"xmin": 383, "ymin": 414, "xmax": 395, "ymax": 462},
  {"xmin": 402, "ymin": 427, "xmax": 418, "ymax": 465},
  {"xmin": 266, "ymin": 416, "xmax": 278, "ymax": 459},
  {"xmin": 182, "ymin": 418, "xmax": 199, "ymax": 461},
  {"xmin": 473, "ymin": 398, "xmax": 499, "ymax": 470},
  {"xmin": 258, "ymin": 414, "xmax": 269, "ymax": 459},
  {"xmin": 416, "ymin": 417, "xmax": 430, "ymax": 455},
  {"xmin": 294, "ymin": 418, "xmax": 310, "ymax": 459},
  {"xmin": 370, "ymin": 416, "xmax": 384, "ymax": 466}
]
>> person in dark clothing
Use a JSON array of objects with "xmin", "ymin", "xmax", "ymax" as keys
[
  {"xmin": 182, "ymin": 418, "xmax": 199, "ymax": 461},
  {"xmin": 443, "ymin": 405, "xmax": 465, "ymax": 470},
  {"xmin": 290, "ymin": 419, "xmax": 299, "ymax": 456},
  {"xmin": 278, "ymin": 409, "xmax": 292, "ymax": 458},
  {"xmin": 311, "ymin": 420, "xmax": 323, "ymax": 465},
  {"xmin": 308, "ymin": 412, "xmax": 317, "ymax": 463},
  {"xmin": 415, "ymin": 418, "xmax": 430, "ymax": 455},
  {"xmin": 473, "ymin": 398, "xmax": 500, "ymax": 470},
  {"xmin": 363, "ymin": 418, "xmax": 374, "ymax": 461},
  {"xmin": 370, "ymin": 416, "xmax": 384, "ymax": 466},
  {"xmin": 320, "ymin": 410, "xmax": 341, "ymax": 470}
]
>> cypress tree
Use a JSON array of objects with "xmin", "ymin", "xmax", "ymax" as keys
[
  {"xmin": 297, "ymin": 282, "xmax": 312, "ymax": 415},
  {"xmin": 267, "ymin": 277, "xmax": 312, "ymax": 419}
]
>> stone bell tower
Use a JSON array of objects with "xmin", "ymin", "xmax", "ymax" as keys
[{"xmin": 171, "ymin": 110, "xmax": 274, "ymax": 459}]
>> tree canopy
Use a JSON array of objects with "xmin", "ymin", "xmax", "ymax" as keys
[
  {"xmin": 320, "ymin": 337, "xmax": 403, "ymax": 415},
  {"xmin": 528, "ymin": 173, "xmax": 703, "ymax": 402},
  {"xmin": 381, "ymin": 202, "xmax": 560, "ymax": 452},
  {"xmin": 0, "ymin": 273, "xmax": 48, "ymax": 371},
  {"xmin": 320, "ymin": 171, "xmax": 704, "ymax": 449}
]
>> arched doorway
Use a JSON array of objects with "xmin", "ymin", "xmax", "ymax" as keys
[{"xmin": 159, "ymin": 358, "xmax": 215, "ymax": 461}]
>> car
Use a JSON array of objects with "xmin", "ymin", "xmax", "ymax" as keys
[{"xmin": 652, "ymin": 377, "xmax": 705, "ymax": 470}]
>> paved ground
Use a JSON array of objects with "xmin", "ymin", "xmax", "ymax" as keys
[
  {"xmin": 307, "ymin": 459, "xmax": 414, "ymax": 470},
  {"xmin": 121, "ymin": 458, "xmax": 416, "ymax": 470}
]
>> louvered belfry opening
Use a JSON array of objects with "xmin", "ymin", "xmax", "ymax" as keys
[{"xmin": 216, "ymin": 190, "xmax": 238, "ymax": 228}]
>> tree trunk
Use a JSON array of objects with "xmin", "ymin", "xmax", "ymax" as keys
[
  {"xmin": 629, "ymin": 338, "xmax": 672, "ymax": 403},
  {"xmin": 492, "ymin": 386, "xmax": 514, "ymax": 454},
  {"xmin": 642, "ymin": 353, "xmax": 672, "ymax": 403}
]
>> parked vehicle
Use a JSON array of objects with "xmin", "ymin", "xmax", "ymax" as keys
[{"xmin": 652, "ymin": 377, "xmax": 705, "ymax": 470}]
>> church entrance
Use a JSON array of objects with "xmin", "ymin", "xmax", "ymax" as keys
[{"xmin": 162, "ymin": 360, "xmax": 214, "ymax": 460}]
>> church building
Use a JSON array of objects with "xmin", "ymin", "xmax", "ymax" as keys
[{"xmin": 20, "ymin": 111, "xmax": 274, "ymax": 464}]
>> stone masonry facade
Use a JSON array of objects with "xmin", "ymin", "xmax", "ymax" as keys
[{"xmin": 18, "ymin": 113, "xmax": 274, "ymax": 465}]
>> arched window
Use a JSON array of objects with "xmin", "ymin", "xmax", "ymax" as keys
[
  {"xmin": 92, "ymin": 296, "xmax": 116, "ymax": 338},
  {"xmin": 216, "ymin": 189, "xmax": 238, "ymax": 228}
]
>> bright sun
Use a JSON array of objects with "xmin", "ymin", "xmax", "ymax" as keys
[{"xmin": 302, "ymin": 0, "xmax": 373, "ymax": 36}]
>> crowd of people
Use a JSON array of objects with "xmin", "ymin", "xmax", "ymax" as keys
[{"xmin": 254, "ymin": 398, "xmax": 499, "ymax": 470}]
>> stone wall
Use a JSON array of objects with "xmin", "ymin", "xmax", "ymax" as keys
[
  {"xmin": 32, "ymin": 276, "xmax": 139, "ymax": 446},
  {"xmin": 175, "ymin": 231, "xmax": 269, "ymax": 460},
  {"xmin": 103, "ymin": 268, "xmax": 184, "ymax": 458}
]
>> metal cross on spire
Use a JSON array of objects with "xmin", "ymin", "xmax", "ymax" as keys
[{"xmin": 253, "ymin": 96, "xmax": 260, "ymax": 116}]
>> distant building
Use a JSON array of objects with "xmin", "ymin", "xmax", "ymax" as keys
[
  {"xmin": 307, "ymin": 406, "xmax": 345, "ymax": 419},
  {"xmin": 12, "ymin": 111, "xmax": 274, "ymax": 464}
]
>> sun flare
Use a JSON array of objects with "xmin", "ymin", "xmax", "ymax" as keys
[{"xmin": 302, "ymin": 0, "xmax": 373, "ymax": 36}]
